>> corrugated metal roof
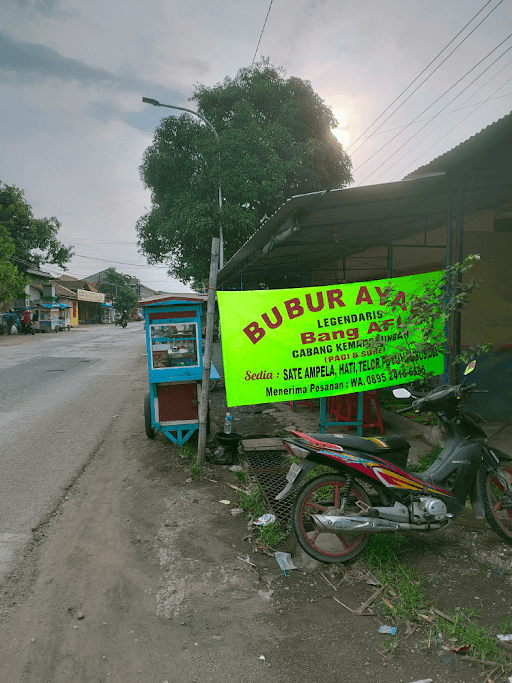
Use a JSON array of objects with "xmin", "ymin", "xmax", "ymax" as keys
[
  {"xmin": 218, "ymin": 112, "xmax": 512, "ymax": 287},
  {"xmin": 217, "ymin": 174, "xmax": 452, "ymax": 285},
  {"xmin": 404, "ymin": 109, "xmax": 512, "ymax": 179}
]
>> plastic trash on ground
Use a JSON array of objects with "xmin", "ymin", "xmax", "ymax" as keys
[
  {"xmin": 378, "ymin": 625, "xmax": 397, "ymax": 635},
  {"xmin": 254, "ymin": 513, "xmax": 276, "ymax": 526},
  {"xmin": 498, "ymin": 633, "xmax": 512, "ymax": 641},
  {"xmin": 274, "ymin": 552, "xmax": 296, "ymax": 570}
]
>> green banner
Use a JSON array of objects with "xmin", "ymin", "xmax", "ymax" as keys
[{"xmin": 217, "ymin": 272, "xmax": 444, "ymax": 407}]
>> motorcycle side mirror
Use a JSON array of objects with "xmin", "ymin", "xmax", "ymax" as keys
[
  {"xmin": 464, "ymin": 361, "xmax": 476, "ymax": 376},
  {"xmin": 392, "ymin": 388, "xmax": 412, "ymax": 399}
]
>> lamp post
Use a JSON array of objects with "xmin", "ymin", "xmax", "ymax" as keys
[{"xmin": 142, "ymin": 97, "xmax": 224, "ymax": 270}]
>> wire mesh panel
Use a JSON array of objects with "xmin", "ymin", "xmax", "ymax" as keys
[{"xmin": 245, "ymin": 450, "xmax": 294, "ymax": 522}]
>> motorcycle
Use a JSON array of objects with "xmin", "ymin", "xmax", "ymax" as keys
[
  {"xmin": 4, "ymin": 311, "xmax": 20, "ymax": 334},
  {"xmin": 277, "ymin": 362, "xmax": 512, "ymax": 563},
  {"xmin": 20, "ymin": 320, "xmax": 35, "ymax": 335},
  {"xmin": 115, "ymin": 317, "xmax": 128, "ymax": 328}
]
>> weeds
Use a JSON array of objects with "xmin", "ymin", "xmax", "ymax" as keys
[
  {"xmin": 238, "ymin": 486, "xmax": 266, "ymax": 519},
  {"xmin": 364, "ymin": 533, "xmax": 510, "ymax": 666},
  {"xmin": 190, "ymin": 465, "xmax": 202, "ymax": 479},
  {"xmin": 258, "ymin": 521, "xmax": 290, "ymax": 548},
  {"xmin": 178, "ymin": 444, "xmax": 194, "ymax": 460},
  {"xmin": 234, "ymin": 469, "xmax": 247, "ymax": 485},
  {"xmin": 408, "ymin": 444, "xmax": 442, "ymax": 472}
]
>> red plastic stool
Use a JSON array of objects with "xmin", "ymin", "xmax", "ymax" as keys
[
  {"xmin": 289, "ymin": 399, "xmax": 314, "ymax": 411},
  {"xmin": 334, "ymin": 391, "xmax": 384, "ymax": 434}
]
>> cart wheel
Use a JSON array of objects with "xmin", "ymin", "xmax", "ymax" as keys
[{"xmin": 144, "ymin": 392, "xmax": 155, "ymax": 439}]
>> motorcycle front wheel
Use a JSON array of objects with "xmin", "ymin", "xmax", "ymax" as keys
[
  {"xmin": 291, "ymin": 473, "xmax": 371, "ymax": 563},
  {"xmin": 483, "ymin": 463, "xmax": 512, "ymax": 544}
]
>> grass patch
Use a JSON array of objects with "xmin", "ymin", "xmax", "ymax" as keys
[
  {"xmin": 408, "ymin": 444, "xmax": 442, "ymax": 472},
  {"xmin": 363, "ymin": 533, "xmax": 510, "ymax": 665},
  {"xmin": 178, "ymin": 443, "xmax": 194, "ymax": 460},
  {"xmin": 238, "ymin": 486, "xmax": 267, "ymax": 519},
  {"xmin": 258, "ymin": 521, "xmax": 290, "ymax": 548},
  {"xmin": 234, "ymin": 469, "xmax": 247, "ymax": 485}
]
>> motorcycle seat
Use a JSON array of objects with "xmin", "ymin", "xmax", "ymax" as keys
[{"xmin": 306, "ymin": 433, "xmax": 410, "ymax": 469}]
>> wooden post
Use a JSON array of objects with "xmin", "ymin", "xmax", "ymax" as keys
[{"xmin": 197, "ymin": 237, "xmax": 220, "ymax": 467}]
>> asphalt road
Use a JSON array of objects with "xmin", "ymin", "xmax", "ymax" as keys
[{"xmin": 0, "ymin": 323, "xmax": 148, "ymax": 582}]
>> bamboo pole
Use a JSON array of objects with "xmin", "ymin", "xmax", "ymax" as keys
[{"xmin": 197, "ymin": 237, "xmax": 220, "ymax": 467}]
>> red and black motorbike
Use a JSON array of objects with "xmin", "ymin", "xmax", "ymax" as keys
[{"xmin": 277, "ymin": 363, "xmax": 512, "ymax": 563}]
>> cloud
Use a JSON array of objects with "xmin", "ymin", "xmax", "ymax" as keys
[
  {"xmin": 9, "ymin": 0, "xmax": 77, "ymax": 18},
  {"xmin": 0, "ymin": 31, "xmax": 187, "ymax": 103}
]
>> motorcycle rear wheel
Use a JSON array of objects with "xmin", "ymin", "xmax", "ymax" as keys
[
  {"xmin": 483, "ymin": 463, "xmax": 512, "ymax": 544},
  {"xmin": 291, "ymin": 473, "xmax": 371, "ymax": 563}
]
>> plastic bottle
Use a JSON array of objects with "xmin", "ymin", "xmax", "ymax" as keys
[{"xmin": 223, "ymin": 410, "xmax": 232, "ymax": 434}]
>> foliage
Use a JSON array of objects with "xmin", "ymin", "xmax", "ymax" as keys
[
  {"xmin": 408, "ymin": 444, "xmax": 442, "ymax": 473},
  {"xmin": 0, "ymin": 225, "xmax": 28, "ymax": 301},
  {"xmin": 98, "ymin": 267, "xmax": 138, "ymax": 314},
  {"xmin": 366, "ymin": 255, "xmax": 491, "ymax": 385},
  {"xmin": 137, "ymin": 59, "xmax": 353, "ymax": 289},
  {"xmin": 238, "ymin": 486, "xmax": 266, "ymax": 518},
  {"xmin": 0, "ymin": 182, "xmax": 73, "ymax": 272},
  {"xmin": 234, "ymin": 469, "xmax": 247, "ymax": 485},
  {"xmin": 365, "ymin": 536, "xmax": 509, "ymax": 664},
  {"xmin": 258, "ymin": 521, "xmax": 290, "ymax": 548}
]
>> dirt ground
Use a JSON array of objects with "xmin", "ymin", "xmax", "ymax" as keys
[{"xmin": 0, "ymin": 380, "xmax": 511, "ymax": 683}]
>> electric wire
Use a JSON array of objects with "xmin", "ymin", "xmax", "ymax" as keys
[
  {"xmin": 362, "ymin": 91, "xmax": 512, "ymax": 137},
  {"xmin": 380, "ymin": 60, "xmax": 512, "ymax": 182},
  {"xmin": 53, "ymin": 195, "xmax": 149, "ymax": 218},
  {"xmin": 355, "ymin": 31, "xmax": 512, "ymax": 184},
  {"xmin": 346, "ymin": 0, "xmax": 503, "ymax": 155},
  {"xmin": 389, "ymin": 75, "xmax": 512, "ymax": 181},
  {"xmin": 366, "ymin": 49, "xmax": 512, "ymax": 184},
  {"xmin": 251, "ymin": 0, "xmax": 274, "ymax": 64}
]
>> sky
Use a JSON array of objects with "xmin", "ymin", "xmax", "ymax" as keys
[{"xmin": 2, "ymin": 0, "xmax": 512, "ymax": 292}]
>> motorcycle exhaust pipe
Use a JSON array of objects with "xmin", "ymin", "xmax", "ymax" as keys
[{"xmin": 311, "ymin": 514, "xmax": 445, "ymax": 533}]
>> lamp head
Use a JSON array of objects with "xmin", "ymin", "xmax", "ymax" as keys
[{"xmin": 142, "ymin": 97, "xmax": 160, "ymax": 107}]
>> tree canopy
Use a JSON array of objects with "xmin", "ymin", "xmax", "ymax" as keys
[
  {"xmin": 0, "ymin": 182, "xmax": 73, "ymax": 303},
  {"xmin": 97, "ymin": 268, "xmax": 139, "ymax": 314},
  {"xmin": 0, "ymin": 182, "xmax": 73, "ymax": 274},
  {"xmin": 137, "ymin": 60, "xmax": 353, "ymax": 289},
  {"xmin": 0, "ymin": 225, "xmax": 27, "ymax": 302}
]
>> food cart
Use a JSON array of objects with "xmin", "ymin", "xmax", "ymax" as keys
[
  {"xmin": 37, "ymin": 304, "xmax": 61, "ymax": 332},
  {"xmin": 56, "ymin": 302, "xmax": 72, "ymax": 330},
  {"xmin": 142, "ymin": 294, "xmax": 220, "ymax": 446}
]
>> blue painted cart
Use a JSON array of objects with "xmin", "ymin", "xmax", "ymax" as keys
[{"xmin": 141, "ymin": 294, "xmax": 220, "ymax": 446}]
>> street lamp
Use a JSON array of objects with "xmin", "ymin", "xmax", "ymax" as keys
[{"xmin": 142, "ymin": 97, "xmax": 224, "ymax": 270}]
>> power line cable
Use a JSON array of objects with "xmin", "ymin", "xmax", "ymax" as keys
[
  {"xmin": 389, "ymin": 75, "xmax": 512, "ymax": 181},
  {"xmin": 360, "ymin": 91, "xmax": 512, "ymax": 137},
  {"xmin": 365, "ymin": 48, "xmax": 512, "ymax": 184},
  {"xmin": 346, "ymin": 0, "xmax": 503, "ymax": 154},
  {"xmin": 53, "ymin": 195, "xmax": 149, "ymax": 218},
  {"xmin": 251, "ymin": 0, "xmax": 274, "ymax": 64},
  {"xmin": 72, "ymin": 252, "xmax": 171, "ymax": 268},
  {"xmin": 355, "ymin": 31, "xmax": 512, "ymax": 183}
]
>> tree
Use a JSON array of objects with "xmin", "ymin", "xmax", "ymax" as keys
[
  {"xmin": 98, "ymin": 268, "xmax": 139, "ymax": 314},
  {"xmin": 0, "ymin": 225, "xmax": 27, "ymax": 302},
  {"xmin": 0, "ymin": 182, "xmax": 73, "ymax": 272},
  {"xmin": 367, "ymin": 255, "xmax": 491, "ymax": 386},
  {"xmin": 137, "ymin": 59, "xmax": 353, "ymax": 289}
]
